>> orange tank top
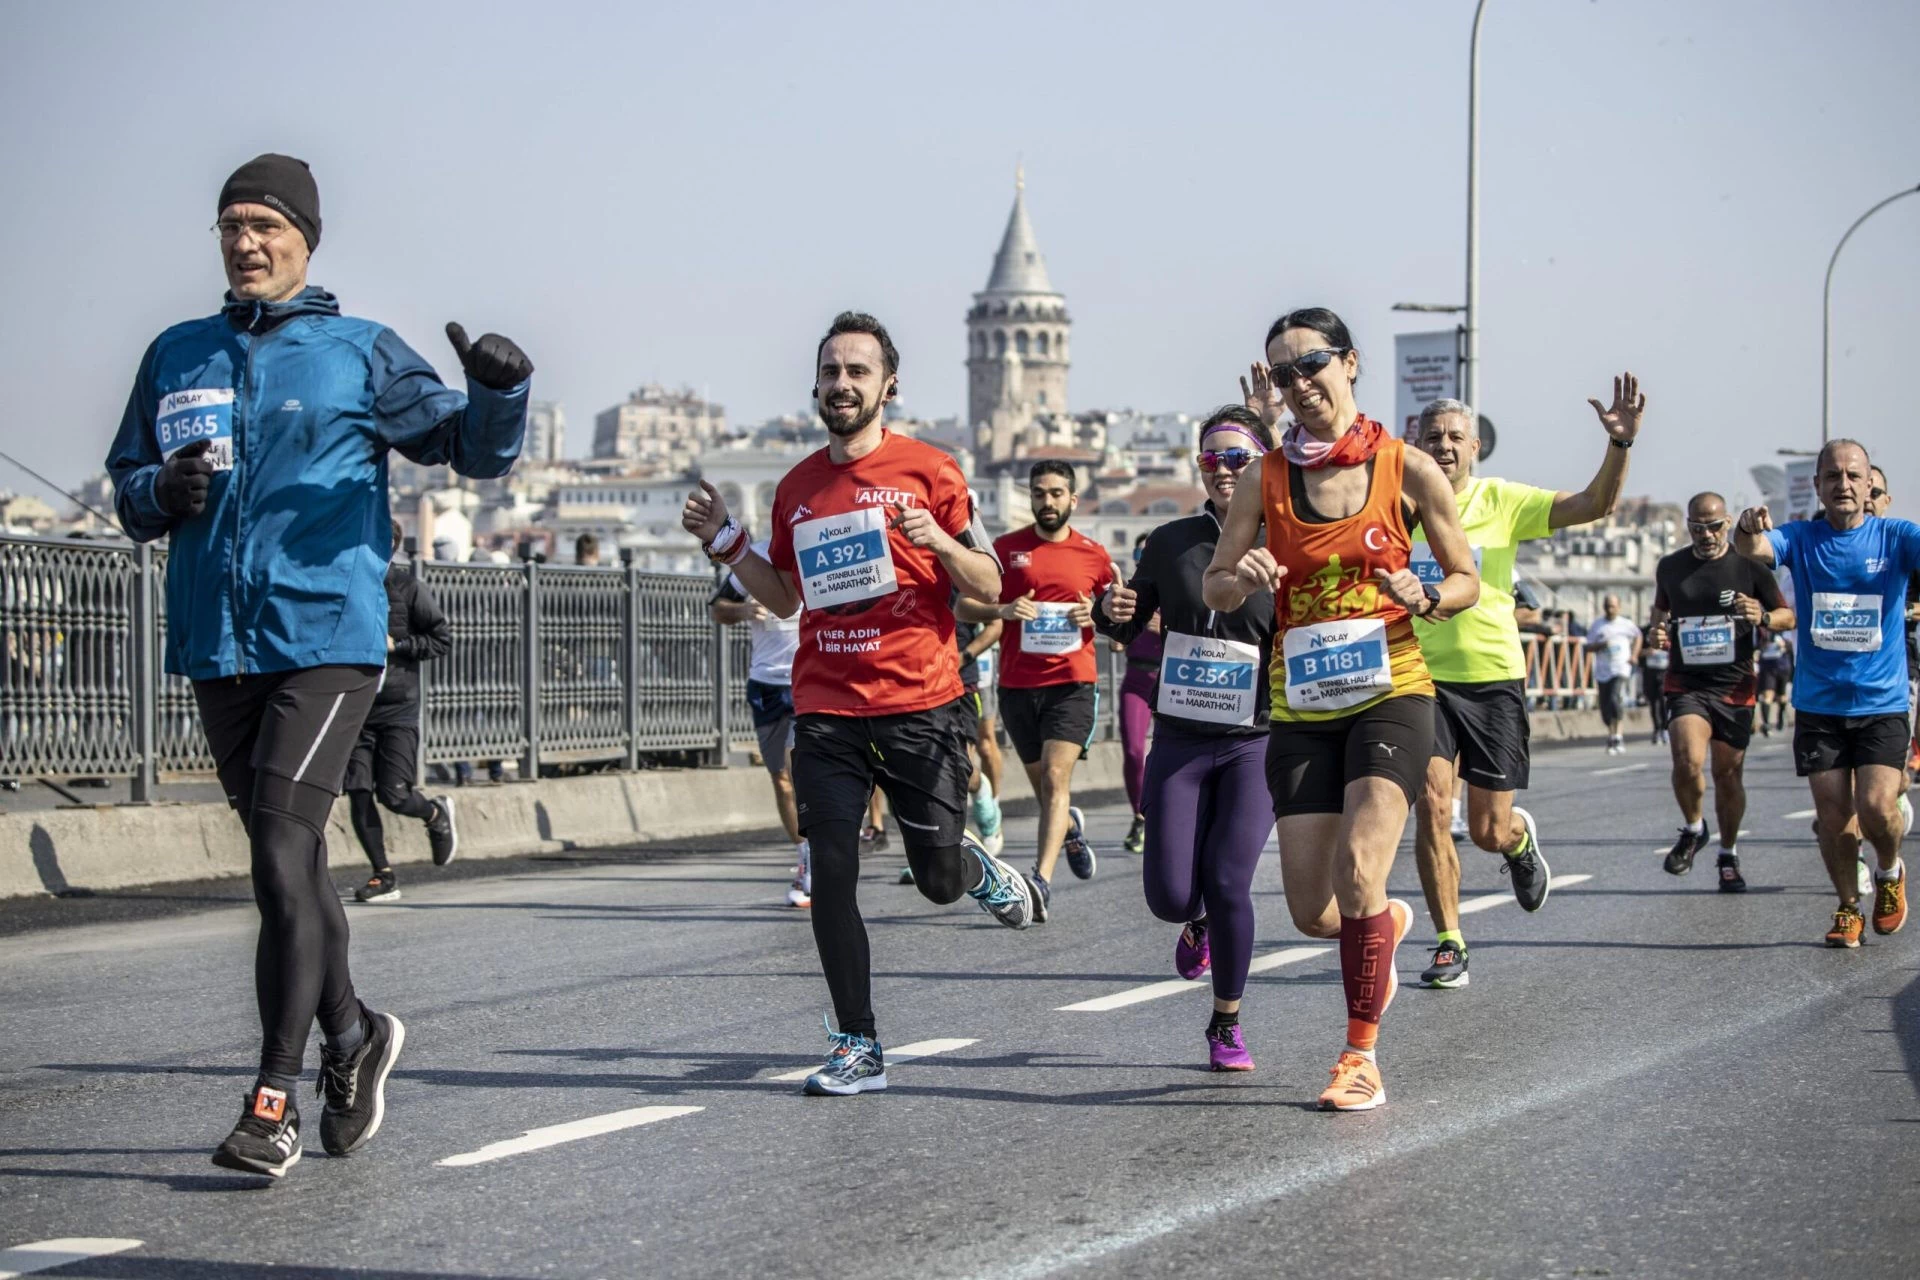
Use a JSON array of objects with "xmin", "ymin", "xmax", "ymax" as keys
[{"xmin": 1261, "ymin": 439, "xmax": 1434, "ymax": 721}]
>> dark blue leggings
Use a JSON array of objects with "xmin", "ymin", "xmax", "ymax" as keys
[{"xmin": 1140, "ymin": 728, "xmax": 1274, "ymax": 1001}]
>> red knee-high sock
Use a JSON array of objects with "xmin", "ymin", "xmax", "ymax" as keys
[{"xmin": 1339, "ymin": 908, "xmax": 1396, "ymax": 1052}]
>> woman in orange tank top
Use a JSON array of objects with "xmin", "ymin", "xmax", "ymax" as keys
[{"xmin": 1205, "ymin": 306, "xmax": 1479, "ymax": 1112}]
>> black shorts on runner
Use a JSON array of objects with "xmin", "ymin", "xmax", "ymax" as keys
[
  {"xmin": 999, "ymin": 682, "xmax": 1098, "ymax": 765},
  {"xmin": 1265, "ymin": 694, "xmax": 1434, "ymax": 817},
  {"xmin": 1597, "ymin": 676, "xmax": 1631, "ymax": 724},
  {"xmin": 343, "ymin": 696, "xmax": 421, "ymax": 795},
  {"xmin": 955, "ymin": 686, "xmax": 982, "ymax": 745},
  {"xmin": 1431, "ymin": 679, "xmax": 1530, "ymax": 792},
  {"xmin": 1666, "ymin": 687, "xmax": 1756, "ymax": 751},
  {"xmin": 1757, "ymin": 664, "xmax": 1792, "ymax": 697},
  {"xmin": 1792, "ymin": 711, "xmax": 1911, "ymax": 777},
  {"xmin": 791, "ymin": 700, "xmax": 972, "ymax": 849},
  {"xmin": 194, "ymin": 664, "xmax": 384, "ymax": 806}
]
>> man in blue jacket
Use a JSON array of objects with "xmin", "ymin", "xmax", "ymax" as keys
[{"xmin": 105, "ymin": 153, "xmax": 532, "ymax": 1179}]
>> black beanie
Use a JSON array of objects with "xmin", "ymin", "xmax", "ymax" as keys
[{"xmin": 218, "ymin": 153, "xmax": 321, "ymax": 251}]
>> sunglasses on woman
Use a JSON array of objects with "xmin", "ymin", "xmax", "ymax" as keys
[
  {"xmin": 1197, "ymin": 448, "xmax": 1260, "ymax": 474},
  {"xmin": 1267, "ymin": 346, "xmax": 1350, "ymax": 385}
]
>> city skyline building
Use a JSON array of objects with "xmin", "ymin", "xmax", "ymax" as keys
[{"xmin": 967, "ymin": 167, "xmax": 1071, "ymax": 464}]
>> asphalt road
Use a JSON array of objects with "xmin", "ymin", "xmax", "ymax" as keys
[{"xmin": 1, "ymin": 735, "xmax": 1915, "ymax": 1279}]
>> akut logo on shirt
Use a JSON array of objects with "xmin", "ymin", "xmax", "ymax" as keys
[{"xmin": 853, "ymin": 487, "xmax": 920, "ymax": 509}]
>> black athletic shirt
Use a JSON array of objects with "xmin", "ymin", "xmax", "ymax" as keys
[
  {"xmin": 1094, "ymin": 504, "xmax": 1274, "ymax": 737},
  {"xmin": 1653, "ymin": 546, "xmax": 1785, "ymax": 702}
]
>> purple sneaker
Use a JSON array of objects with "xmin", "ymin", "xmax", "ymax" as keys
[
  {"xmin": 1206, "ymin": 1021, "xmax": 1254, "ymax": 1072},
  {"xmin": 1175, "ymin": 919, "xmax": 1211, "ymax": 980}
]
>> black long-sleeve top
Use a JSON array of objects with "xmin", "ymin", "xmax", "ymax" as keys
[
  {"xmin": 1094, "ymin": 505, "xmax": 1275, "ymax": 736},
  {"xmin": 376, "ymin": 562, "xmax": 451, "ymax": 706}
]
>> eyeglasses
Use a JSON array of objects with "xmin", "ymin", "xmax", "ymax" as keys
[
  {"xmin": 1197, "ymin": 448, "xmax": 1260, "ymax": 474},
  {"xmin": 1685, "ymin": 519, "xmax": 1728, "ymax": 532},
  {"xmin": 1267, "ymin": 347, "xmax": 1350, "ymax": 386},
  {"xmin": 211, "ymin": 218, "xmax": 296, "ymax": 245}
]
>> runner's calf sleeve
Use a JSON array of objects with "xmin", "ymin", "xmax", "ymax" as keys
[
  {"xmin": 247, "ymin": 771, "xmax": 361, "ymax": 1078},
  {"xmin": 805, "ymin": 819, "xmax": 877, "ymax": 1038},
  {"xmin": 1339, "ymin": 908, "xmax": 1397, "ymax": 1053}
]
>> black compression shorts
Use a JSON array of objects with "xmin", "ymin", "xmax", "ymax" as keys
[{"xmin": 1265, "ymin": 695, "xmax": 1434, "ymax": 817}]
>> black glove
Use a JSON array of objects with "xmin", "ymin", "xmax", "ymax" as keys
[
  {"xmin": 155, "ymin": 440, "xmax": 214, "ymax": 517},
  {"xmin": 446, "ymin": 322, "xmax": 534, "ymax": 391}
]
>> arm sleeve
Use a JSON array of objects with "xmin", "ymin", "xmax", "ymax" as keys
[
  {"xmin": 397, "ymin": 579, "xmax": 452, "ymax": 661},
  {"xmin": 1510, "ymin": 482, "xmax": 1558, "ymax": 543},
  {"xmin": 370, "ymin": 327, "xmax": 528, "ymax": 480},
  {"xmin": 105, "ymin": 341, "xmax": 174, "ymax": 543}
]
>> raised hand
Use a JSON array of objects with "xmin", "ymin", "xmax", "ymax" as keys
[
  {"xmin": 1587, "ymin": 370, "xmax": 1645, "ymax": 443},
  {"xmin": 446, "ymin": 322, "xmax": 534, "ymax": 391},
  {"xmin": 1373, "ymin": 566, "xmax": 1428, "ymax": 614},
  {"xmin": 1102, "ymin": 581, "xmax": 1139, "ymax": 624},
  {"xmin": 1233, "ymin": 547, "xmax": 1284, "ymax": 594},
  {"xmin": 1649, "ymin": 620, "xmax": 1670, "ymax": 649},
  {"xmin": 155, "ymin": 439, "xmax": 214, "ymax": 518},
  {"xmin": 1067, "ymin": 592, "xmax": 1095, "ymax": 628},
  {"xmin": 1240, "ymin": 362, "xmax": 1285, "ymax": 429},
  {"xmin": 680, "ymin": 479, "xmax": 730, "ymax": 543},
  {"xmin": 1002, "ymin": 590, "xmax": 1040, "ymax": 622},
  {"xmin": 1737, "ymin": 505, "xmax": 1773, "ymax": 535},
  {"xmin": 889, "ymin": 503, "xmax": 947, "ymax": 551}
]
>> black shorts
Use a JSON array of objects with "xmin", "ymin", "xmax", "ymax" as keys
[
  {"xmin": 343, "ymin": 696, "xmax": 421, "ymax": 794},
  {"xmin": 1792, "ymin": 711, "xmax": 1911, "ymax": 777},
  {"xmin": 1597, "ymin": 676, "xmax": 1631, "ymax": 724},
  {"xmin": 1666, "ymin": 687, "xmax": 1756, "ymax": 751},
  {"xmin": 1432, "ymin": 680, "xmax": 1531, "ymax": 791},
  {"xmin": 956, "ymin": 685, "xmax": 982, "ymax": 745},
  {"xmin": 999, "ymin": 682, "xmax": 1098, "ymax": 765},
  {"xmin": 1757, "ymin": 664, "xmax": 1792, "ymax": 697},
  {"xmin": 193, "ymin": 664, "xmax": 383, "ymax": 807},
  {"xmin": 1265, "ymin": 695, "xmax": 1434, "ymax": 817},
  {"xmin": 791, "ymin": 701, "xmax": 971, "ymax": 849}
]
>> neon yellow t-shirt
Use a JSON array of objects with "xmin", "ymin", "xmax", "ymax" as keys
[{"xmin": 1410, "ymin": 475, "xmax": 1556, "ymax": 683}]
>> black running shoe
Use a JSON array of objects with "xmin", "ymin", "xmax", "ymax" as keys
[
  {"xmin": 427, "ymin": 797, "xmax": 458, "ymax": 866},
  {"xmin": 1419, "ymin": 939, "xmax": 1469, "ymax": 989},
  {"xmin": 1501, "ymin": 807, "xmax": 1551, "ymax": 912},
  {"xmin": 1123, "ymin": 815, "xmax": 1146, "ymax": 855},
  {"xmin": 1026, "ymin": 873, "xmax": 1051, "ymax": 924},
  {"xmin": 212, "ymin": 1083, "xmax": 301, "ymax": 1178},
  {"xmin": 318, "ymin": 1008, "xmax": 406, "ymax": 1157},
  {"xmin": 1716, "ymin": 851, "xmax": 1747, "ymax": 894},
  {"xmin": 1663, "ymin": 823, "xmax": 1710, "ymax": 876},
  {"xmin": 860, "ymin": 824, "xmax": 890, "ymax": 854},
  {"xmin": 354, "ymin": 872, "xmax": 399, "ymax": 903}
]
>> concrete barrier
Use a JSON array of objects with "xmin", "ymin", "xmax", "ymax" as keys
[{"xmin": 1, "ymin": 704, "xmax": 1643, "ymax": 899}]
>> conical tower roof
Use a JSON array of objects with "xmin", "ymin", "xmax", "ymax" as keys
[{"xmin": 983, "ymin": 167, "xmax": 1054, "ymax": 295}]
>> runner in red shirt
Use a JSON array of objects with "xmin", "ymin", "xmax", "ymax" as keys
[
  {"xmin": 680, "ymin": 311, "xmax": 1034, "ymax": 1097},
  {"xmin": 964, "ymin": 461, "xmax": 1116, "ymax": 919}
]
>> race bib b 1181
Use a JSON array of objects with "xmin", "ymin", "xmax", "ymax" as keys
[
  {"xmin": 156, "ymin": 389, "xmax": 235, "ymax": 472},
  {"xmin": 1282, "ymin": 618, "xmax": 1392, "ymax": 712}
]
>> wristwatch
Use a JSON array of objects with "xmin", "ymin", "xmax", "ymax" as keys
[{"xmin": 1419, "ymin": 582, "xmax": 1443, "ymax": 618}]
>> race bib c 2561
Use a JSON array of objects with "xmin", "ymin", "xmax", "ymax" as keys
[
  {"xmin": 1811, "ymin": 592, "xmax": 1882, "ymax": 652},
  {"xmin": 1407, "ymin": 541, "xmax": 1483, "ymax": 588},
  {"xmin": 156, "ymin": 388, "xmax": 235, "ymax": 472},
  {"xmin": 1021, "ymin": 602, "xmax": 1083, "ymax": 655},
  {"xmin": 1282, "ymin": 618, "xmax": 1393, "ymax": 712},
  {"xmin": 1158, "ymin": 631, "xmax": 1259, "ymax": 726},
  {"xmin": 1676, "ymin": 615, "xmax": 1735, "ymax": 666},
  {"xmin": 793, "ymin": 506, "xmax": 898, "ymax": 611}
]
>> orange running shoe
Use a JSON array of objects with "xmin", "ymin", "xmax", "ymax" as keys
[
  {"xmin": 1825, "ymin": 905, "xmax": 1865, "ymax": 949},
  {"xmin": 1318, "ymin": 1050, "xmax": 1386, "ymax": 1111},
  {"xmin": 1871, "ymin": 866, "xmax": 1906, "ymax": 936}
]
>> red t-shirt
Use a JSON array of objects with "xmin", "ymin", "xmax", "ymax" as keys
[
  {"xmin": 768, "ymin": 432, "xmax": 972, "ymax": 716},
  {"xmin": 993, "ymin": 525, "xmax": 1117, "ymax": 688}
]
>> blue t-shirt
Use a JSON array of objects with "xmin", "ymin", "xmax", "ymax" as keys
[{"xmin": 1766, "ymin": 516, "xmax": 1920, "ymax": 716}]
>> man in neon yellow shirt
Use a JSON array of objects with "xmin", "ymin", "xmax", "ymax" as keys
[{"xmin": 1408, "ymin": 381, "xmax": 1646, "ymax": 988}]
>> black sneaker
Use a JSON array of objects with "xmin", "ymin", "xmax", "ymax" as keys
[
  {"xmin": 1123, "ymin": 815, "xmax": 1146, "ymax": 855},
  {"xmin": 1063, "ymin": 806, "xmax": 1096, "ymax": 880},
  {"xmin": 1420, "ymin": 939, "xmax": 1469, "ymax": 989},
  {"xmin": 1716, "ymin": 851, "xmax": 1747, "ymax": 893},
  {"xmin": 427, "ymin": 797, "xmax": 458, "ymax": 866},
  {"xmin": 1501, "ymin": 807, "xmax": 1551, "ymax": 912},
  {"xmin": 318, "ymin": 1008, "xmax": 406, "ymax": 1156},
  {"xmin": 354, "ymin": 872, "xmax": 399, "ymax": 903},
  {"xmin": 1663, "ymin": 823, "xmax": 1710, "ymax": 876},
  {"xmin": 860, "ymin": 824, "xmax": 890, "ymax": 854},
  {"xmin": 1026, "ymin": 873, "xmax": 1051, "ymax": 924},
  {"xmin": 212, "ymin": 1083, "xmax": 302, "ymax": 1178}
]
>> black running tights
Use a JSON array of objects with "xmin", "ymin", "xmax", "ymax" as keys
[{"xmin": 809, "ymin": 818, "xmax": 973, "ymax": 1039}]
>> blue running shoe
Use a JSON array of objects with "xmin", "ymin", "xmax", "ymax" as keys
[
  {"xmin": 803, "ymin": 1018, "xmax": 887, "ymax": 1096},
  {"xmin": 965, "ymin": 833, "xmax": 1034, "ymax": 929},
  {"xmin": 1063, "ymin": 805, "xmax": 1096, "ymax": 880}
]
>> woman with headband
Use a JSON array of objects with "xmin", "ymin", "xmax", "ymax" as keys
[
  {"xmin": 1205, "ymin": 307, "xmax": 1478, "ymax": 1110},
  {"xmin": 1096, "ymin": 405, "xmax": 1278, "ymax": 1071}
]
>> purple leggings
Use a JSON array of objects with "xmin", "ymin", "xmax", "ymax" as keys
[
  {"xmin": 1139, "ymin": 727, "xmax": 1274, "ymax": 1001},
  {"xmin": 1120, "ymin": 669, "xmax": 1157, "ymax": 813}
]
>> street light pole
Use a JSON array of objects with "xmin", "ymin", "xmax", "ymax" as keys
[
  {"xmin": 1821, "ymin": 182, "xmax": 1920, "ymax": 445},
  {"xmin": 1463, "ymin": 0, "xmax": 1488, "ymax": 410}
]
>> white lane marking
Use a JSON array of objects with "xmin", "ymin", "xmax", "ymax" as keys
[
  {"xmin": 766, "ymin": 1037, "xmax": 978, "ymax": 1082},
  {"xmin": 1457, "ymin": 872, "xmax": 1592, "ymax": 916},
  {"xmin": 0, "ymin": 1240, "xmax": 142, "ymax": 1279},
  {"xmin": 1058, "ymin": 947, "xmax": 1331, "ymax": 1012},
  {"xmin": 436, "ymin": 1105, "xmax": 701, "ymax": 1168},
  {"xmin": 1784, "ymin": 809, "xmax": 1817, "ymax": 820},
  {"xmin": 1591, "ymin": 763, "xmax": 1649, "ymax": 776}
]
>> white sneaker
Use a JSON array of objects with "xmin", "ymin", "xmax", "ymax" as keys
[
  {"xmin": 787, "ymin": 839, "xmax": 811, "ymax": 909},
  {"xmin": 1858, "ymin": 856, "xmax": 1874, "ymax": 899}
]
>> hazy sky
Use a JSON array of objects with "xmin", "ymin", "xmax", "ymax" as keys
[{"xmin": 3, "ymin": 0, "xmax": 1916, "ymax": 516}]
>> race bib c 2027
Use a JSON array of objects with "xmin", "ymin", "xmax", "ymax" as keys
[
  {"xmin": 156, "ymin": 388, "xmax": 235, "ymax": 472},
  {"xmin": 1811, "ymin": 592, "xmax": 1882, "ymax": 652}
]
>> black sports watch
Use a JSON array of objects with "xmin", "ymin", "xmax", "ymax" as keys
[{"xmin": 1419, "ymin": 582, "xmax": 1443, "ymax": 618}]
